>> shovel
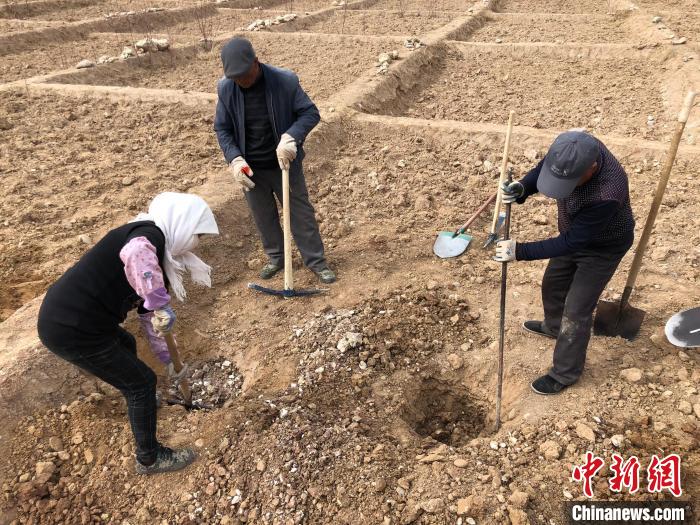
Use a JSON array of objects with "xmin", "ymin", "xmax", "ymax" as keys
[
  {"xmin": 433, "ymin": 193, "xmax": 497, "ymax": 258},
  {"xmin": 248, "ymin": 167, "xmax": 326, "ymax": 298},
  {"xmin": 163, "ymin": 333, "xmax": 210, "ymax": 410},
  {"xmin": 665, "ymin": 307, "xmax": 700, "ymax": 348},
  {"xmin": 594, "ymin": 91, "xmax": 696, "ymax": 340},
  {"xmin": 484, "ymin": 110, "xmax": 515, "ymax": 248}
]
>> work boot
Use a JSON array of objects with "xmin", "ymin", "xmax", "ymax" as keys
[
  {"xmin": 316, "ymin": 268, "xmax": 336, "ymax": 284},
  {"xmin": 530, "ymin": 374, "xmax": 568, "ymax": 395},
  {"xmin": 260, "ymin": 263, "xmax": 282, "ymax": 280},
  {"xmin": 523, "ymin": 320, "xmax": 557, "ymax": 340},
  {"xmin": 135, "ymin": 445, "xmax": 196, "ymax": 475}
]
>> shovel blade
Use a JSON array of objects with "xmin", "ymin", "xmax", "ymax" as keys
[
  {"xmin": 248, "ymin": 282, "xmax": 326, "ymax": 298},
  {"xmin": 433, "ymin": 231, "xmax": 472, "ymax": 258},
  {"xmin": 593, "ymin": 300, "xmax": 646, "ymax": 341}
]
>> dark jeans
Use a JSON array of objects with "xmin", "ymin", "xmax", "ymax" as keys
[
  {"xmin": 244, "ymin": 165, "xmax": 326, "ymax": 272},
  {"xmin": 44, "ymin": 328, "xmax": 159, "ymax": 464},
  {"xmin": 541, "ymin": 249, "xmax": 627, "ymax": 385}
]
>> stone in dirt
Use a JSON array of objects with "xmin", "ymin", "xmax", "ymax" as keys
[
  {"xmin": 337, "ymin": 332, "xmax": 363, "ymax": 352},
  {"xmin": 120, "ymin": 47, "xmax": 135, "ymax": 60},
  {"xmin": 508, "ymin": 506, "xmax": 530, "ymax": 525},
  {"xmin": 84, "ymin": 448, "xmax": 94, "ymax": 464},
  {"xmin": 678, "ymin": 400, "xmax": 692, "ymax": 415},
  {"xmin": 35, "ymin": 461, "xmax": 56, "ymax": 484},
  {"xmin": 575, "ymin": 422, "xmax": 596, "ymax": 442},
  {"xmin": 121, "ymin": 176, "xmax": 135, "ymax": 186},
  {"xmin": 447, "ymin": 353, "xmax": 464, "ymax": 370},
  {"xmin": 672, "ymin": 37, "xmax": 687, "ymax": 45},
  {"xmin": 71, "ymin": 432, "xmax": 83, "ymax": 445},
  {"xmin": 48, "ymin": 436, "xmax": 63, "ymax": 452},
  {"xmin": 420, "ymin": 498, "xmax": 444, "ymax": 514},
  {"xmin": 694, "ymin": 404, "xmax": 700, "ymax": 419},
  {"xmin": 454, "ymin": 458, "xmax": 468, "ymax": 468},
  {"xmin": 611, "ymin": 434, "xmax": 625, "ymax": 448},
  {"xmin": 509, "ymin": 491, "xmax": 529, "ymax": 509},
  {"xmin": 620, "ymin": 367, "xmax": 643, "ymax": 383},
  {"xmin": 539, "ymin": 440, "xmax": 561, "ymax": 460},
  {"xmin": 135, "ymin": 38, "xmax": 170, "ymax": 53},
  {"xmin": 76, "ymin": 59, "xmax": 95, "ymax": 69},
  {"xmin": 456, "ymin": 495, "xmax": 485, "ymax": 516}
]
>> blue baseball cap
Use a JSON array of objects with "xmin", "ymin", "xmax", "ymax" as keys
[
  {"xmin": 221, "ymin": 37, "xmax": 256, "ymax": 79},
  {"xmin": 537, "ymin": 131, "xmax": 600, "ymax": 199}
]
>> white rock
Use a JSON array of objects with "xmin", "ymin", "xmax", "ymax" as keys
[
  {"xmin": 652, "ymin": 16, "xmax": 662, "ymax": 23},
  {"xmin": 377, "ymin": 52, "xmax": 392, "ymax": 64},
  {"xmin": 120, "ymin": 47, "xmax": 135, "ymax": 60},
  {"xmin": 76, "ymin": 59, "xmax": 95, "ymax": 69},
  {"xmin": 672, "ymin": 37, "xmax": 687, "ymax": 45},
  {"xmin": 611, "ymin": 434, "xmax": 625, "ymax": 447},
  {"xmin": 337, "ymin": 332, "xmax": 363, "ymax": 353}
]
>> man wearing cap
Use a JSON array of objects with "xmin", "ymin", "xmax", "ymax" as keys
[
  {"xmin": 494, "ymin": 131, "xmax": 635, "ymax": 395},
  {"xmin": 214, "ymin": 37, "xmax": 336, "ymax": 284}
]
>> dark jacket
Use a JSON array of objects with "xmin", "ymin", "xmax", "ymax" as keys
[
  {"xmin": 515, "ymin": 139, "xmax": 635, "ymax": 261},
  {"xmin": 37, "ymin": 222, "xmax": 166, "ymax": 348},
  {"xmin": 214, "ymin": 64, "xmax": 320, "ymax": 171}
]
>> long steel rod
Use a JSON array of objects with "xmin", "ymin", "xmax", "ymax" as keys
[{"xmin": 495, "ymin": 168, "xmax": 513, "ymax": 432}]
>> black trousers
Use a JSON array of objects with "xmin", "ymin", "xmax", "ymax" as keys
[
  {"xmin": 541, "ymin": 249, "xmax": 627, "ymax": 385},
  {"xmin": 244, "ymin": 165, "xmax": 326, "ymax": 272},
  {"xmin": 44, "ymin": 328, "xmax": 159, "ymax": 464}
]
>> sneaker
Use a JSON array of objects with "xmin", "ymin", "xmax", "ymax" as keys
[
  {"xmin": 260, "ymin": 263, "xmax": 282, "ymax": 280},
  {"xmin": 523, "ymin": 320, "xmax": 557, "ymax": 340},
  {"xmin": 316, "ymin": 268, "xmax": 336, "ymax": 284},
  {"xmin": 135, "ymin": 445, "xmax": 196, "ymax": 475},
  {"xmin": 530, "ymin": 374, "xmax": 568, "ymax": 395}
]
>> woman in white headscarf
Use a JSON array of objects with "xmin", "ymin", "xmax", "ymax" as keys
[{"xmin": 38, "ymin": 193, "xmax": 218, "ymax": 475}]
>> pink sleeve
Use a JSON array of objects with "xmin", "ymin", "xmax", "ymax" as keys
[{"xmin": 120, "ymin": 237, "xmax": 171, "ymax": 310}]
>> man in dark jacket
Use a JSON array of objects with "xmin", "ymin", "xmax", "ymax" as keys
[
  {"xmin": 214, "ymin": 37, "xmax": 335, "ymax": 284},
  {"xmin": 494, "ymin": 131, "xmax": 635, "ymax": 395}
]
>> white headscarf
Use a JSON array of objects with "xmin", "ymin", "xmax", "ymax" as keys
[{"xmin": 133, "ymin": 192, "xmax": 219, "ymax": 302}]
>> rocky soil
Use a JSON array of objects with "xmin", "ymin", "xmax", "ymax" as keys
[{"xmin": 1, "ymin": 0, "xmax": 699, "ymax": 523}]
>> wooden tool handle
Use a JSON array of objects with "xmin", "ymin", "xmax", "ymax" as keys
[
  {"xmin": 164, "ymin": 332, "xmax": 192, "ymax": 404},
  {"xmin": 489, "ymin": 111, "xmax": 515, "ymax": 234},
  {"xmin": 620, "ymin": 91, "xmax": 696, "ymax": 308},
  {"xmin": 282, "ymin": 167, "xmax": 293, "ymax": 292},
  {"xmin": 456, "ymin": 193, "xmax": 497, "ymax": 234}
]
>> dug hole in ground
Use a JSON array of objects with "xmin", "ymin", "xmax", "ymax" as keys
[{"xmin": 1, "ymin": 0, "xmax": 700, "ymax": 523}]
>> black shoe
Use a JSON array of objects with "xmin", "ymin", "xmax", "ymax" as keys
[
  {"xmin": 523, "ymin": 320, "xmax": 557, "ymax": 340},
  {"xmin": 260, "ymin": 263, "xmax": 282, "ymax": 280},
  {"xmin": 530, "ymin": 374, "xmax": 568, "ymax": 395},
  {"xmin": 135, "ymin": 445, "xmax": 196, "ymax": 475}
]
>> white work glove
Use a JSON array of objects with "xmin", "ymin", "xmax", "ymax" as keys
[
  {"xmin": 276, "ymin": 133, "xmax": 297, "ymax": 171},
  {"xmin": 494, "ymin": 239, "xmax": 517, "ymax": 262},
  {"xmin": 501, "ymin": 181, "xmax": 525, "ymax": 204},
  {"xmin": 152, "ymin": 304, "xmax": 176, "ymax": 335},
  {"xmin": 167, "ymin": 362, "xmax": 189, "ymax": 383},
  {"xmin": 230, "ymin": 156, "xmax": 255, "ymax": 191}
]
